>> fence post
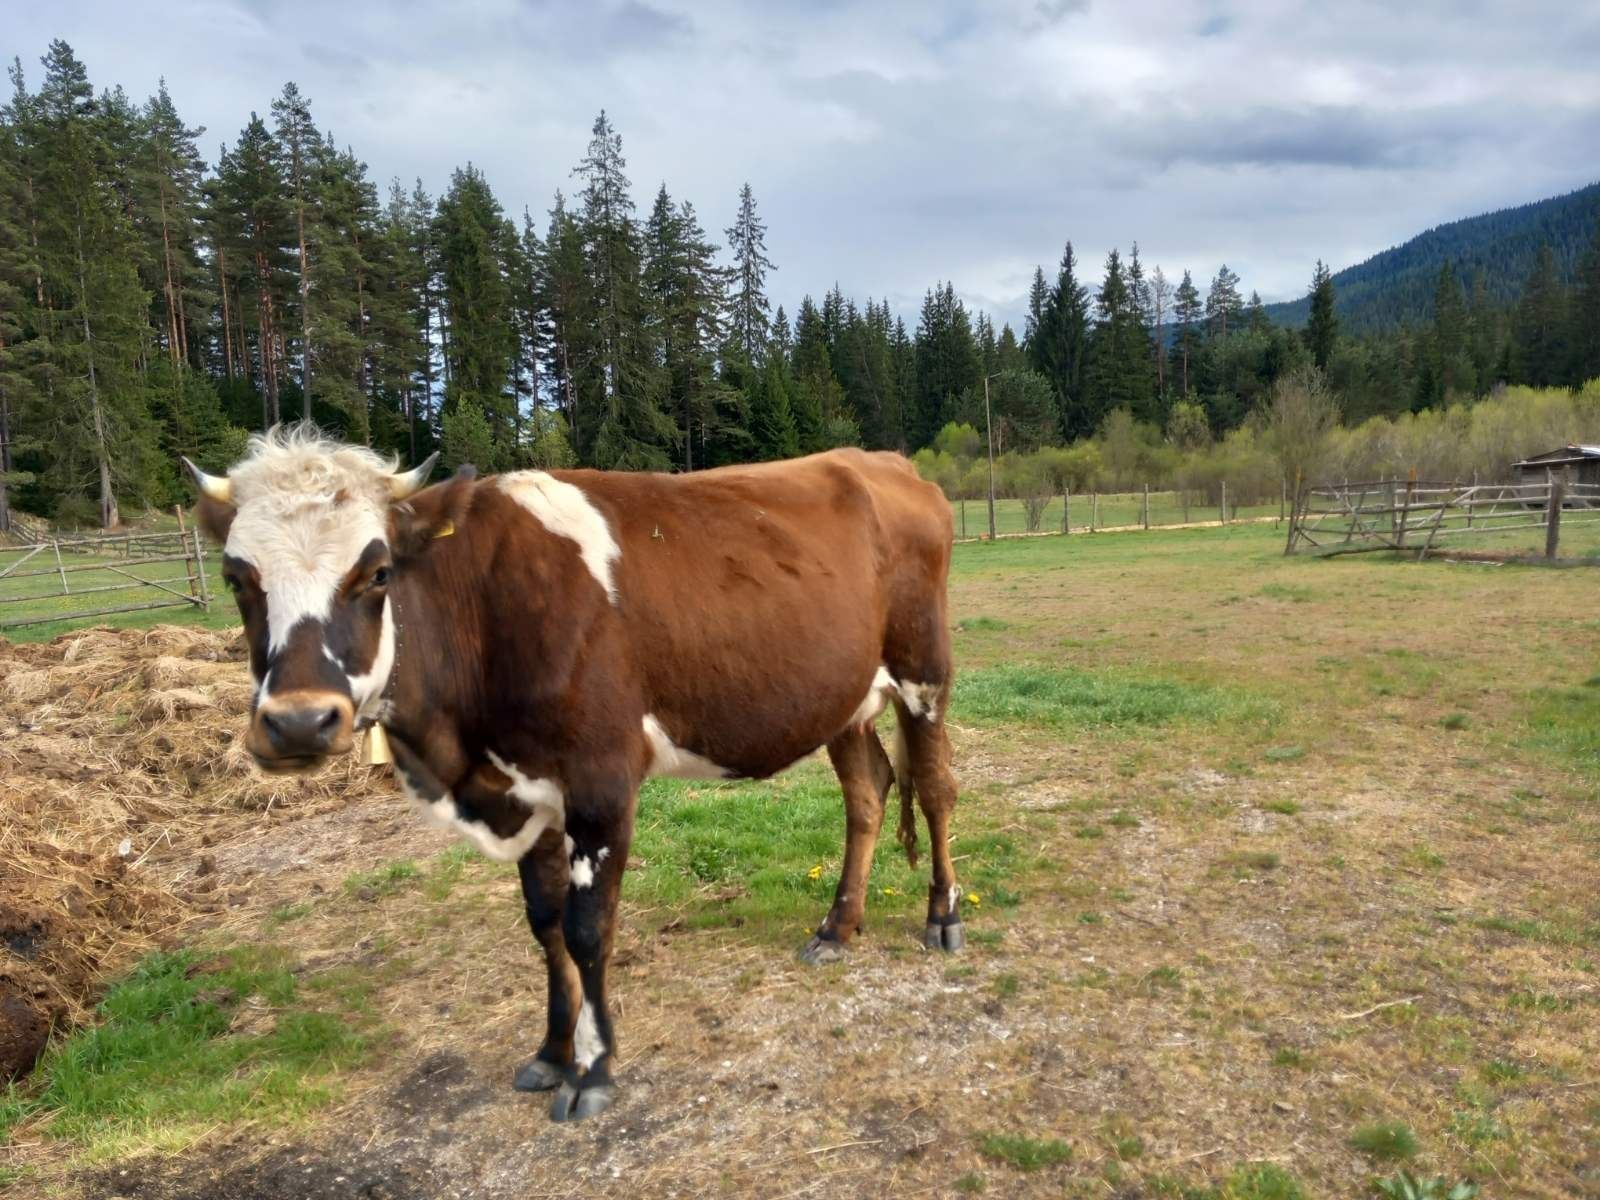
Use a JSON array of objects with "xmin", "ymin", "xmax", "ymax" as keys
[
  {"xmin": 1062, "ymin": 487, "xmax": 1070, "ymax": 535},
  {"xmin": 1546, "ymin": 472, "xmax": 1566, "ymax": 560},
  {"xmin": 52, "ymin": 540, "xmax": 69, "ymax": 595},
  {"xmin": 174, "ymin": 505, "xmax": 199, "ymax": 602},
  {"xmin": 1278, "ymin": 477, "xmax": 1286, "ymax": 527},
  {"xmin": 1220, "ymin": 481, "xmax": 1227, "ymax": 525},
  {"xmin": 1091, "ymin": 492, "xmax": 1099, "ymax": 532},
  {"xmin": 959, "ymin": 497, "xmax": 966, "ymax": 541},
  {"xmin": 1142, "ymin": 483, "xmax": 1149, "ymax": 530}
]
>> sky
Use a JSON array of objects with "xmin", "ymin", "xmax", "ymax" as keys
[{"xmin": 10, "ymin": 0, "xmax": 1600, "ymax": 333}]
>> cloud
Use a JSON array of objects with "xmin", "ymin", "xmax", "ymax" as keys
[{"xmin": 9, "ymin": 0, "xmax": 1598, "ymax": 332}]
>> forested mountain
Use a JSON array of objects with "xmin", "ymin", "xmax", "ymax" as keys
[
  {"xmin": 1266, "ymin": 182, "xmax": 1600, "ymax": 332},
  {"xmin": 2, "ymin": 39, "xmax": 1598, "ymax": 531}
]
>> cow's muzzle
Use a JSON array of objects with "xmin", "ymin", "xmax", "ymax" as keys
[{"xmin": 248, "ymin": 690, "xmax": 355, "ymax": 771}]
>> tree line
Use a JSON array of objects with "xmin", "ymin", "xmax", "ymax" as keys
[{"xmin": 2, "ymin": 39, "xmax": 1598, "ymax": 530}]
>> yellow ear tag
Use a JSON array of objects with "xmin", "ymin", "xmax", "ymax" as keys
[
  {"xmin": 434, "ymin": 520, "xmax": 454, "ymax": 539},
  {"xmin": 360, "ymin": 724, "xmax": 393, "ymax": 766}
]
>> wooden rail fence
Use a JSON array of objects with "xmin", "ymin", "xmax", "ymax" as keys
[
  {"xmin": 0, "ymin": 510, "xmax": 211, "ymax": 630},
  {"xmin": 1287, "ymin": 476, "xmax": 1600, "ymax": 559}
]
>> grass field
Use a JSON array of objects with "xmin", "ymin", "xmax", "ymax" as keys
[
  {"xmin": 3, "ymin": 520, "xmax": 1598, "ymax": 1198},
  {"xmin": 949, "ymin": 490, "xmax": 1282, "ymax": 537}
]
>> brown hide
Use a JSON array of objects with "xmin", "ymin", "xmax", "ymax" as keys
[{"xmin": 382, "ymin": 448, "xmax": 952, "ymax": 796}]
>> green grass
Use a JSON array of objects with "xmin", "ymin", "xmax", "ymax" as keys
[
  {"xmin": 957, "ymin": 615, "xmax": 1010, "ymax": 632},
  {"xmin": 947, "ymin": 491, "xmax": 1280, "ymax": 539},
  {"xmin": 624, "ymin": 763, "xmax": 1019, "ymax": 940},
  {"xmin": 1350, "ymin": 1120, "xmax": 1420, "ymax": 1161},
  {"xmin": 952, "ymin": 664, "xmax": 1274, "ymax": 732},
  {"xmin": 1217, "ymin": 1162, "xmax": 1306, "ymax": 1200},
  {"xmin": 0, "ymin": 946, "xmax": 374, "ymax": 1158},
  {"xmin": 976, "ymin": 1132, "xmax": 1073, "ymax": 1171},
  {"xmin": 342, "ymin": 859, "xmax": 421, "ymax": 897},
  {"xmin": 0, "ymin": 543, "xmax": 234, "ymax": 643},
  {"xmin": 1522, "ymin": 683, "xmax": 1600, "ymax": 780}
]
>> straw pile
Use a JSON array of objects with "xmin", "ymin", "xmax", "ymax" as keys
[{"xmin": 0, "ymin": 624, "xmax": 391, "ymax": 1079}]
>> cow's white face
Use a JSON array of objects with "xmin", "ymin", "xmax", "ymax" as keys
[{"xmin": 187, "ymin": 428, "xmax": 434, "ymax": 772}]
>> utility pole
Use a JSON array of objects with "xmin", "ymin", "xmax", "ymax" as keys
[{"xmin": 984, "ymin": 372, "xmax": 1000, "ymax": 541}]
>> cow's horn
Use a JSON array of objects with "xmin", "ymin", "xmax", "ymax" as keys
[
  {"xmin": 182, "ymin": 457, "xmax": 233, "ymax": 505},
  {"xmin": 389, "ymin": 452, "xmax": 439, "ymax": 501}
]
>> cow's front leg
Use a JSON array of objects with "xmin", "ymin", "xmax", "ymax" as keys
[
  {"xmin": 513, "ymin": 829, "xmax": 582, "ymax": 1093},
  {"xmin": 549, "ymin": 803, "xmax": 633, "ymax": 1122}
]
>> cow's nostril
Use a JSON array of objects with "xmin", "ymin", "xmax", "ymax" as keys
[{"xmin": 315, "ymin": 706, "xmax": 340, "ymax": 733}]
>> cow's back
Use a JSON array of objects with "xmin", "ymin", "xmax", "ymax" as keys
[{"xmin": 546, "ymin": 450, "xmax": 949, "ymax": 774}]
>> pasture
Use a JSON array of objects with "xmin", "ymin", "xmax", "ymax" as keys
[{"xmin": 1, "ymin": 521, "xmax": 1596, "ymax": 1198}]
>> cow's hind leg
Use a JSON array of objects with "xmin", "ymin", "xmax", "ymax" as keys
[
  {"xmin": 514, "ymin": 829, "xmax": 582, "ymax": 1093},
  {"xmin": 549, "ymin": 797, "xmax": 634, "ymax": 1122},
  {"xmin": 897, "ymin": 696, "xmax": 964, "ymax": 952},
  {"xmin": 800, "ymin": 725, "xmax": 894, "ymax": 965}
]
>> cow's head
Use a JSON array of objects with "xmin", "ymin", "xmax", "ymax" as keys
[{"xmin": 184, "ymin": 426, "xmax": 468, "ymax": 773}]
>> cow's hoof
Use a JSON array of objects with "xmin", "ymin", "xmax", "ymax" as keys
[
  {"xmin": 513, "ymin": 1056, "xmax": 565, "ymax": 1093},
  {"xmin": 924, "ymin": 920, "xmax": 965, "ymax": 953},
  {"xmin": 550, "ymin": 1079, "xmax": 615, "ymax": 1122},
  {"xmin": 799, "ymin": 933, "xmax": 847, "ymax": 966}
]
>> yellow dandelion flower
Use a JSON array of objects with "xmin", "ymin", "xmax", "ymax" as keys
[
  {"xmin": 966, "ymin": 891, "xmax": 981, "ymax": 906},
  {"xmin": 807, "ymin": 864, "xmax": 823, "ymax": 881},
  {"xmin": 881, "ymin": 887, "xmax": 900, "ymax": 897}
]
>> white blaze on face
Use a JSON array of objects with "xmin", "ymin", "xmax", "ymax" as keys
[
  {"xmin": 225, "ymin": 494, "xmax": 389, "ymax": 656},
  {"xmin": 495, "ymin": 471, "xmax": 621, "ymax": 603}
]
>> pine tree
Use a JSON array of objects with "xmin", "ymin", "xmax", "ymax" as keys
[
  {"xmin": 1172, "ymin": 269, "xmax": 1202, "ymax": 396},
  {"xmin": 136, "ymin": 80, "xmax": 209, "ymax": 368},
  {"xmin": 1428, "ymin": 261, "xmax": 1472, "ymax": 403},
  {"xmin": 1148, "ymin": 265, "xmax": 1170, "ymax": 399},
  {"xmin": 1085, "ymin": 248, "xmax": 1154, "ymax": 427},
  {"xmin": 1570, "ymin": 218, "xmax": 1600, "ymax": 385},
  {"xmin": 570, "ymin": 111, "xmax": 673, "ymax": 469},
  {"xmin": 1466, "ymin": 270, "xmax": 1498, "ymax": 398},
  {"xmin": 1246, "ymin": 290, "xmax": 1269, "ymax": 332},
  {"xmin": 725, "ymin": 182, "xmax": 773, "ymax": 365},
  {"xmin": 788, "ymin": 295, "xmax": 833, "ymax": 452},
  {"xmin": 1511, "ymin": 243, "xmax": 1567, "ymax": 387},
  {"xmin": 539, "ymin": 191, "xmax": 585, "ymax": 441},
  {"xmin": 209, "ymin": 114, "xmax": 294, "ymax": 425},
  {"xmin": 271, "ymin": 83, "xmax": 319, "ymax": 419},
  {"xmin": 30, "ymin": 40, "xmax": 161, "ymax": 525},
  {"xmin": 434, "ymin": 163, "xmax": 515, "ymax": 462},
  {"xmin": 0, "ymin": 75, "xmax": 42, "ymax": 531},
  {"xmin": 749, "ymin": 356, "xmax": 798, "ymax": 459},
  {"xmin": 912, "ymin": 282, "xmax": 978, "ymax": 449},
  {"xmin": 1205, "ymin": 264, "xmax": 1243, "ymax": 340},
  {"xmin": 1304, "ymin": 260, "xmax": 1338, "ymax": 370},
  {"xmin": 1030, "ymin": 243, "xmax": 1091, "ymax": 439},
  {"xmin": 1024, "ymin": 267, "xmax": 1047, "ymax": 348}
]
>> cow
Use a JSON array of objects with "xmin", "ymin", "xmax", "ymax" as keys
[{"xmin": 184, "ymin": 425, "xmax": 962, "ymax": 1122}]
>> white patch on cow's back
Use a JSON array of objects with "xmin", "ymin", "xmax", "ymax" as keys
[
  {"xmin": 497, "ymin": 471, "xmax": 621, "ymax": 604},
  {"xmin": 897, "ymin": 679, "xmax": 942, "ymax": 723},
  {"xmin": 642, "ymin": 714, "xmax": 732, "ymax": 779},
  {"xmin": 397, "ymin": 751, "xmax": 564, "ymax": 863},
  {"xmin": 849, "ymin": 666, "xmax": 897, "ymax": 727},
  {"xmin": 574, "ymin": 999, "xmax": 604, "ymax": 1069}
]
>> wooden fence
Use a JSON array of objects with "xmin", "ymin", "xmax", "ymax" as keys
[
  {"xmin": 1287, "ymin": 476, "xmax": 1600, "ymax": 559},
  {"xmin": 0, "ymin": 512, "xmax": 211, "ymax": 630}
]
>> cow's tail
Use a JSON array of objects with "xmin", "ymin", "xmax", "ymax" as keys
[{"xmin": 892, "ymin": 702, "xmax": 919, "ymax": 868}]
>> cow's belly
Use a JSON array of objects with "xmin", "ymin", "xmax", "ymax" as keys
[{"xmin": 642, "ymin": 662, "xmax": 933, "ymax": 781}]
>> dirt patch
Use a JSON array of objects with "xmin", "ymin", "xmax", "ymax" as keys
[
  {"xmin": 83, "ymin": 1142, "xmax": 452, "ymax": 1200},
  {"xmin": 0, "ymin": 625, "xmax": 394, "ymax": 1075}
]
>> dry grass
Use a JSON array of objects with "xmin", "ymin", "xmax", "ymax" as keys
[{"xmin": 4, "ymin": 525, "xmax": 1599, "ymax": 1198}]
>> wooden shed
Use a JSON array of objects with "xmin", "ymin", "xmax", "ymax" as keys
[{"xmin": 1511, "ymin": 444, "xmax": 1600, "ymax": 487}]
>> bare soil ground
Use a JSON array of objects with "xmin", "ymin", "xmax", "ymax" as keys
[{"xmin": 4, "ymin": 524, "xmax": 1598, "ymax": 1198}]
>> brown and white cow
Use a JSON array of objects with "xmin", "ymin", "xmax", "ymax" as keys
[{"xmin": 185, "ymin": 426, "xmax": 962, "ymax": 1122}]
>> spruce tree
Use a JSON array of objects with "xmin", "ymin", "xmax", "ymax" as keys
[
  {"xmin": 1304, "ymin": 260, "xmax": 1338, "ymax": 370},
  {"xmin": 1031, "ymin": 243, "xmax": 1090, "ymax": 439},
  {"xmin": 1511, "ymin": 243, "xmax": 1567, "ymax": 387},
  {"xmin": 136, "ymin": 80, "xmax": 209, "ymax": 367},
  {"xmin": 1085, "ymin": 248, "xmax": 1154, "ymax": 428},
  {"xmin": 435, "ymin": 163, "xmax": 515, "ymax": 462},
  {"xmin": 1428, "ymin": 261, "xmax": 1471, "ymax": 403},
  {"xmin": 1570, "ymin": 218, "xmax": 1600, "ymax": 385},
  {"xmin": 912, "ymin": 282, "xmax": 979, "ymax": 449},
  {"xmin": 1172, "ymin": 269, "xmax": 1202, "ymax": 396},
  {"xmin": 725, "ymin": 182, "xmax": 774, "ymax": 365},
  {"xmin": 570, "ymin": 111, "xmax": 673, "ymax": 469},
  {"xmin": 749, "ymin": 356, "xmax": 798, "ymax": 459},
  {"xmin": 271, "ymin": 83, "xmax": 320, "ymax": 419}
]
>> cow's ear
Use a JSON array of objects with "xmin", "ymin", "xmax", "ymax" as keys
[
  {"xmin": 391, "ymin": 465, "xmax": 476, "ymax": 560},
  {"xmin": 194, "ymin": 495, "xmax": 235, "ymax": 544}
]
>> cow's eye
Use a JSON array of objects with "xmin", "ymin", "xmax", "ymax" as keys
[{"xmin": 371, "ymin": 566, "xmax": 392, "ymax": 588}]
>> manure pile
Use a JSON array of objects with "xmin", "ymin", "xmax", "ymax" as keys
[{"xmin": 0, "ymin": 625, "xmax": 389, "ymax": 1080}]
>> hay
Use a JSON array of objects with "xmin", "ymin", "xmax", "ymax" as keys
[{"xmin": 0, "ymin": 624, "xmax": 394, "ymax": 1077}]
